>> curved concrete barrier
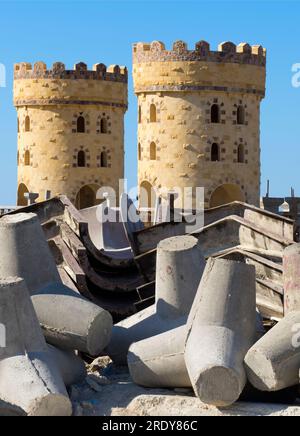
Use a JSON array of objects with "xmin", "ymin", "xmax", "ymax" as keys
[
  {"xmin": 106, "ymin": 235, "xmax": 206, "ymax": 364},
  {"xmin": 185, "ymin": 258, "xmax": 257, "ymax": 407},
  {"xmin": 0, "ymin": 278, "xmax": 72, "ymax": 416},
  {"xmin": 245, "ymin": 311, "xmax": 300, "ymax": 391},
  {"xmin": 0, "ymin": 213, "xmax": 113, "ymax": 356}
]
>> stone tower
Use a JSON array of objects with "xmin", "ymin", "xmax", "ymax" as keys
[
  {"xmin": 14, "ymin": 61, "xmax": 128, "ymax": 209},
  {"xmin": 133, "ymin": 40, "xmax": 266, "ymax": 209}
]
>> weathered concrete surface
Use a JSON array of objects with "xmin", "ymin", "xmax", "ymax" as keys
[
  {"xmin": 0, "ymin": 399, "xmax": 26, "ymax": 416},
  {"xmin": 0, "ymin": 213, "xmax": 61, "ymax": 292},
  {"xmin": 48, "ymin": 345, "xmax": 86, "ymax": 387},
  {"xmin": 0, "ymin": 213, "xmax": 113, "ymax": 356},
  {"xmin": 128, "ymin": 325, "xmax": 189, "ymax": 388},
  {"xmin": 128, "ymin": 309, "xmax": 265, "ymax": 389},
  {"xmin": 283, "ymin": 243, "xmax": 300, "ymax": 314},
  {"xmin": 33, "ymin": 283, "xmax": 113, "ymax": 356},
  {"xmin": 155, "ymin": 236, "xmax": 206, "ymax": 319},
  {"xmin": 185, "ymin": 258, "xmax": 257, "ymax": 407},
  {"xmin": 106, "ymin": 236, "xmax": 205, "ymax": 364},
  {"xmin": 71, "ymin": 360, "xmax": 300, "ymax": 416},
  {"xmin": 132, "ymin": 201, "xmax": 295, "ymax": 256},
  {"xmin": 245, "ymin": 311, "xmax": 300, "ymax": 391},
  {"xmin": 80, "ymin": 204, "xmax": 133, "ymax": 260},
  {"xmin": 0, "ymin": 278, "xmax": 72, "ymax": 416}
]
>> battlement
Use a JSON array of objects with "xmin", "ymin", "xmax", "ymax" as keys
[
  {"xmin": 14, "ymin": 61, "xmax": 128, "ymax": 83},
  {"xmin": 133, "ymin": 40, "xmax": 266, "ymax": 67}
]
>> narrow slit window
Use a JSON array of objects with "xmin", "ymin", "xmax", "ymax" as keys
[
  {"xmin": 25, "ymin": 116, "xmax": 30, "ymax": 132},
  {"xmin": 77, "ymin": 116, "xmax": 85, "ymax": 133},
  {"xmin": 237, "ymin": 106, "xmax": 245, "ymax": 125},
  {"xmin": 211, "ymin": 143, "xmax": 220, "ymax": 162},
  {"xmin": 150, "ymin": 142, "xmax": 157, "ymax": 160},
  {"xmin": 150, "ymin": 104, "xmax": 157, "ymax": 123},
  {"xmin": 101, "ymin": 151, "xmax": 108, "ymax": 167},
  {"xmin": 211, "ymin": 104, "xmax": 220, "ymax": 123},
  {"xmin": 77, "ymin": 150, "xmax": 86, "ymax": 167},
  {"xmin": 237, "ymin": 144, "xmax": 245, "ymax": 163}
]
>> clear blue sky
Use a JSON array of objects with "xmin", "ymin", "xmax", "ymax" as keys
[{"xmin": 0, "ymin": 0, "xmax": 299, "ymax": 204}]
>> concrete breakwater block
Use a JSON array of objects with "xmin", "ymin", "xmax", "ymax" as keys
[
  {"xmin": 48, "ymin": 344, "xmax": 86, "ymax": 387},
  {"xmin": 32, "ymin": 282, "xmax": 112, "ymax": 355},
  {"xmin": 245, "ymin": 311, "xmax": 300, "ymax": 391},
  {"xmin": 0, "ymin": 278, "xmax": 72, "ymax": 416},
  {"xmin": 128, "ymin": 310, "xmax": 265, "ymax": 390},
  {"xmin": 185, "ymin": 258, "xmax": 257, "ymax": 407},
  {"xmin": 128, "ymin": 325, "xmax": 190, "ymax": 388},
  {"xmin": 0, "ymin": 213, "xmax": 113, "ymax": 356},
  {"xmin": 106, "ymin": 235, "xmax": 206, "ymax": 364}
]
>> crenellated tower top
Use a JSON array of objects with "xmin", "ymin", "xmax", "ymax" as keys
[
  {"xmin": 14, "ymin": 61, "xmax": 128, "ymax": 82},
  {"xmin": 13, "ymin": 61, "xmax": 128, "ymax": 109},
  {"xmin": 133, "ymin": 40, "xmax": 266, "ymax": 66},
  {"xmin": 133, "ymin": 40, "xmax": 266, "ymax": 97}
]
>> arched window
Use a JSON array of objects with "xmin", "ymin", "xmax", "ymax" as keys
[
  {"xmin": 211, "ymin": 104, "xmax": 220, "ymax": 123},
  {"xmin": 24, "ymin": 150, "xmax": 30, "ymax": 166},
  {"xmin": 100, "ymin": 118, "xmax": 108, "ymax": 134},
  {"xmin": 150, "ymin": 104, "xmax": 157, "ymax": 123},
  {"xmin": 77, "ymin": 116, "xmax": 85, "ymax": 133},
  {"xmin": 237, "ymin": 144, "xmax": 245, "ymax": 163},
  {"xmin": 25, "ymin": 115, "xmax": 30, "ymax": 132},
  {"xmin": 138, "ymin": 143, "xmax": 142, "ymax": 161},
  {"xmin": 237, "ymin": 106, "xmax": 245, "ymax": 125},
  {"xmin": 150, "ymin": 142, "xmax": 157, "ymax": 160},
  {"xmin": 101, "ymin": 151, "xmax": 108, "ymax": 167},
  {"xmin": 211, "ymin": 143, "xmax": 220, "ymax": 162},
  {"xmin": 138, "ymin": 106, "xmax": 142, "ymax": 124},
  {"xmin": 77, "ymin": 150, "xmax": 86, "ymax": 167}
]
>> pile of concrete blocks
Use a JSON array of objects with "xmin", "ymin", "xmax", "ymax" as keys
[
  {"xmin": 0, "ymin": 213, "xmax": 113, "ymax": 416},
  {"xmin": 107, "ymin": 234, "xmax": 300, "ymax": 408}
]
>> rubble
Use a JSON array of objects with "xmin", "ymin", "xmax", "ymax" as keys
[{"xmin": 0, "ymin": 198, "xmax": 300, "ymax": 416}]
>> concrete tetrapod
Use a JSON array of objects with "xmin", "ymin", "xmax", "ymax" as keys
[
  {"xmin": 48, "ymin": 345, "xmax": 86, "ymax": 387},
  {"xmin": 245, "ymin": 311, "xmax": 300, "ymax": 391},
  {"xmin": 283, "ymin": 243, "xmax": 300, "ymax": 314},
  {"xmin": 185, "ymin": 258, "xmax": 257, "ymax": 407},
  {"xmin": 0, "ymin": 278, "xmax": 72, "ymax": 416},
  {"xmin": 128, "ymin": 309, "xmax": 264, "ymax": 389},
  {"xmin": 106, "ymin": 235, "xmax": 206, "ymax": 364},
  {"xmin": 128, "ymin": 324, "xmax": 190, "ymax": 388},
  {"xmin": 0, "ymin": 213, "xmax": 113, "ymax": 356}
]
